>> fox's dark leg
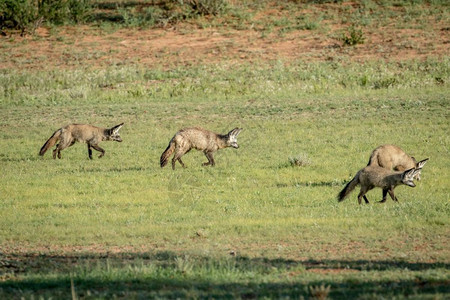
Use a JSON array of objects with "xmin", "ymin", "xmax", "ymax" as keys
[
  {"xmin": 177, "ymin": 158, "xmax": 186, "ymax": 168},
  {"xmin": 388, "ymin": 189, "xmax": 399, "ymax": 202},
  {"xmin": 53, "ymin": 143, "xmax": 65, "ymax": 159},
  {"xmin": 91, "ymin": 144, "xmax": 105, "ymax": 158},
  {"xmin": 357, "ymin": 186, "xmax": 370, "ymax": 205},
  {"xmin": 172, "ymin": 156, "xmax": 187, "ymax": 169},
  {"xmin": 53, "ymin": 144, "xmax": 59, "ymax": 159},
  {"xmin": 171, "ymin": 152, "xmax": 180, "ymax": 170},
  {"xmin": 203, "ymin": 152, "xmax": 215, "ymax": 166},
  {"xmin": 54, "ymin": 138, "xmax": 74, "ymax": 159},
  {"xmin": 357, "ymin": 191, "xmax": 365, "ymax": 205},
  {"xmin": 363, "ymin": 195, "xmax": 369, "ymax": 204},
  {"xmin": 87, "ymin": 144, "xmax": 93, "ymax": 159},
  {"xmin": 171, "ymin": 157, "xmax": 177, "ymax": 170},
  {"xmin": 172, "ymin": 148, "xmax": 188, "ymax": 170},
  {"xmin": 379, "ymin": 189, "xmax": 388, "ymax": 203}
]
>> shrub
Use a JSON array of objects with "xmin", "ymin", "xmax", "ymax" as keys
[
  {"xmin": 104, "ymin": 0, "xmax": 228, "ymax": 28},
  {"xmin": 185, "ymin": 0, "xmax": 228, "ymax": 16},
  {"xmin": 341, "ymin": 26, "xmax": 365, "ymax": 46},
  {"xmin": 0, "ymin": 0, "xmax": 40, "ymax": 35},
  {"xmin": 0, "ymin": 0, "xmax": 91, "ymax": 35}
]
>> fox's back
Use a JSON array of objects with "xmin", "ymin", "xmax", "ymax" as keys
[
  {"xmin": 359, "ymin": 165, "xmax": 400, "ymax": 188},
  {"xmin": 175, "ymin": 127, "xmax": 217, "ymax": 150},
  {"xmin": 63, "ymin": 124, "xmax": 103, "ymax": 142},
  {"xmin": 369, "ymin": 144, "xmax": 415, "ymax": 170}
]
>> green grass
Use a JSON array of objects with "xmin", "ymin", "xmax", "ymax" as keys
[{"xmin": 0, "ymin": 60, "xmax": 449, "ymax": 298}]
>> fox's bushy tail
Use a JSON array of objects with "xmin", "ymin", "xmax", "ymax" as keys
[
  {"xmin": 337, "ymin": 171, "xmax": 360, "ymax": 202},
  {"xmin": 39, "ymin": 129, "xmax": 62, "ymax": 156},
  {"xmin": 160, "ymin": 138, "xmax": 175, "ymax": 168}
]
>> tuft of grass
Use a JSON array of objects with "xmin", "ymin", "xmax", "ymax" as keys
[{"xmin": 288, "ymin": 153, "xmax": 312, "ymax": 167}]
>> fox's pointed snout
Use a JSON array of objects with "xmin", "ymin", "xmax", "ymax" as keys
[{"xmin": 405, "ymin": 181, "xmax": 416, "ymax": 187}]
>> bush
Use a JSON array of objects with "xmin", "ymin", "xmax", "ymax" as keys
[
  {"xmin": 341, "ymin": 26, "xmax": 365, "ymax": 46},
  {"xmin": 110, "ymin": 0, "xmax": 228, "ymax": 28},
  {"xmin": 39, "ymin": 0, "xmax": 91, "ymax": 24},
  {"xmin": 0, "ymin": 0, "xmax": 40, "ymax": 35},
  {"xmin": 186, "ymin": 0, "xmax": 228, "ymax": 16},
  {"xmin": 0, "ymin": 0, "xmax": 91, "ymax": 35},
  {"xmin": 0, "ymin": 0, "xmax": 228, "ymax": 33}
]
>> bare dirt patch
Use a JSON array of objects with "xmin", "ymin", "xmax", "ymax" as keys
[{"xmin": 1, "ymin": 16, "xmax": 448, "ymax": 71}]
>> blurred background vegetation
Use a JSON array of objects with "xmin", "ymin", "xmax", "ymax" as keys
[{"xmin": 1, "ymin": 0, "xmax": 449, "ymax": 36}]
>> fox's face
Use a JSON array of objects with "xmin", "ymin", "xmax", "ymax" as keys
[
  {"xmin": 109, "ymin": 123, "xmax": 124, "ymax": 142},
  {"xmin": 226, "ymin": 128, "xmax": 243, "ymax": 149},
  {"xmin": 402, "ymin": 168, "xmax": 421, "ymax": 187}
]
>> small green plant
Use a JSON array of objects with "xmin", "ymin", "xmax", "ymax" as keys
[
  {"xmin": 341, "ymin": 26, "xmax": 365, "ymax": 46},
  {"xmin": 296, "ymin": 15, "xmax": 320, "ymax": 30},
  {"xmin": 175, "ymin": 255, "xmax": 194, "ymax": 274},
  {"xmin": 373, "ymin": 77, "xmax": 398, "ymax": 89}
]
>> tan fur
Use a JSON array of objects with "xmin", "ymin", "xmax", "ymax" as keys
[
  {"xmin": 160, "ymin": 127, "xmax": 242, "ymax": 170},
  {"xmin": 39, "ymin": 123, "xmax": 123, "ymax": 159},
  {"xmin": 367, "ymin": 144, "xmax": 428, "ymax": 180},
  {"xmin": 338, "ymin": 159, "xmax": 428, "ymax": 204}
]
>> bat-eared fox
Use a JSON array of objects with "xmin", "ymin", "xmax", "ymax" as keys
[
  {"xmin": 338, "ymin": 158, "xmax": 428, "ymax": 204},
  {"xmin": 39, "ymin": 123, "xmax": 124, "ymax": 159},
  {"xmin": 160, "ymin": 127, "xmax": 243, "ymax": 170}
]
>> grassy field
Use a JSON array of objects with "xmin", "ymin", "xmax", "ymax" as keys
[
  {"xmin": 1, "ymin": 1, "xmax": 450, "ymax": 299},
  {"xmin": 1, "ymin": 59, "xmax": 449, "ymax": 299}
]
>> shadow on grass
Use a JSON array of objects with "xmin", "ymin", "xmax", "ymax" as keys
[
  {"xmin": 276, "ymin": 180, "xmax": 346, "ymax": 188},
  {"xmin": 80, "ymin": 165, "xmax": 147, "ymax": 173},
  {"xmin": 1, "ymin": 251, "xmax": 449, "ymax": 298},
  {"xmin": 2, "ymin": 278, "xmax": 448, "ymax": 299}
]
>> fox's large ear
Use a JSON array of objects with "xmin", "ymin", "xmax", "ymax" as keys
[
  {"xmin": 416, "ymin": 158, "xmax": 429, "ymax": 169},
  {"xmin": 403, "ymin": 168, "xmax": 417, "ymax": 179},
  {"xmin": 229, "ymin": 128, "xmax": 242, "ymax": 137},
  {"xmin": 112, "ymin": 123, "xmax": 124, "ymax": 133}
]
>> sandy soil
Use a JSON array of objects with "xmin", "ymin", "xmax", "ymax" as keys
[{"xmin": 1, "ymin": 19, "xmax": 449, "ymax": 71}]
